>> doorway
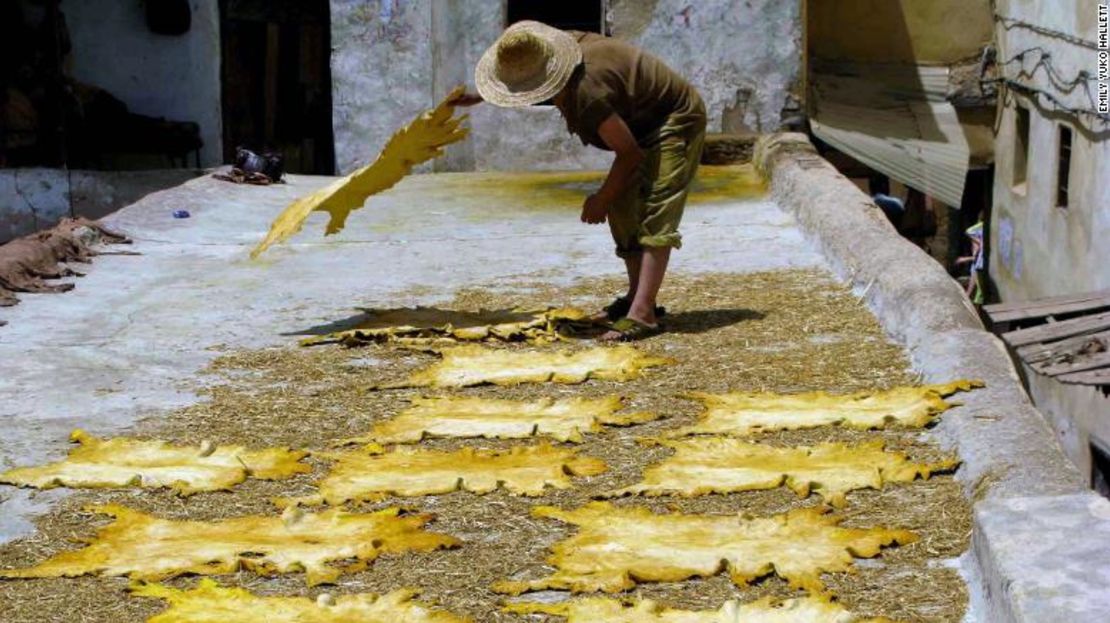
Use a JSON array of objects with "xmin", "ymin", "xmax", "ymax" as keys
[
  {"xmin": 218, "ymin": 0, "xmax": 335, "ymax": 174},
  {"xmin": 506, "ymin": 0, "xmax": 606, "ymax": 33}
]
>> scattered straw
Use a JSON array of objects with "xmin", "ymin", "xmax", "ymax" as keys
[{"xmin": 0, "ymin": 269, "xmax": 969, "ymax": 623}]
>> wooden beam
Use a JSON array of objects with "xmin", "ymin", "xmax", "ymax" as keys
[
  {"xmin": 985, "ymin": 289, "xmax": 1110, "ymax": 323},
  {"xmin": 1037, "ymin": 352, "xmax": 1110, "ymax": 377},
  {"xmin": 1002, "ymin": 311, "xmax": 1110, "ymax": 348},
  {"xmin": 1058, "ymin": 368, "xmax": 1110, "ymax": 386},
  {"xmin": 1018, "ymin": 330, "xmax": 1110, "ymax": 365}
]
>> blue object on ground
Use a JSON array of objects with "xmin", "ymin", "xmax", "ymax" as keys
[{"xmin": 172, "ymin": 210, "xmax": 190, "ymax": 219}]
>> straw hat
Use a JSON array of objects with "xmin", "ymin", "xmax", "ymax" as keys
[{"xmin": 476, "ymin": 20, "xmax": 582, "ymax": 107}]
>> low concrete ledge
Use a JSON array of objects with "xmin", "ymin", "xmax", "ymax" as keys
[
  {"xmin": 975, "ymin": 494, "xmax": 1110, "ymax": 623},
  {"xmin": 754, "ymin": 133, "xmax": 1103, "ymax": 622}
]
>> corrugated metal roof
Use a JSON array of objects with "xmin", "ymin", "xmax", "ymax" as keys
[{"xmin": 810, "ymin": 65, "xmax": 972, "ymax": 207}]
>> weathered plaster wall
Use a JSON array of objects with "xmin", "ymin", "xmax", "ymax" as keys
[
  {"xmin": 330, "ymin": 0, "xmax": 802, "ymax": 173},
  {"xmin": 611, "ymin": 0, "xmax": 802, "ymax": 135},
  {"xmin": 331, "ymin": 0, "xmax": 435, "ymax": 174},
  {"xmin": 808, "ymin": 0, "xmax": 993, "ymax": 64},
  {"xmin": 431, "ymin": 0, "xmax": 610, "ymax": 173},
  {"xmin": 0, "ymin": 169, "xmax": 203, "ymax": 243},
  {"xmin": 1026, "ymin": 368, "xmax": 1110, "ymax": 478},
  {"xmin": 990, "ymin": 0, "xmax": 1110, "ymax": 483},
  {"xmin": 991, "ymin": 0, "xmax": 1110, "ymax": 301},
  {"xmin": 63, "ymin": 0, "xmax": 223, "ymax": 167}
]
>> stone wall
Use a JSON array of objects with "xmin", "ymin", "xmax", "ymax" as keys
[
  {"xmin": 0, "ymin": 169, "xmax": 203, "ymax": 244},
  {"xmin": 989, "ymin": 0, "xmax": 1110, "ymax": 474},
  {"xmin": 330, "ymin": 0, "xmax": 803, "ymax": 173}
]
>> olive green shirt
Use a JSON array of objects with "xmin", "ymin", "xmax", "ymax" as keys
[{"xmin": 557, "ymin": 31, "xmax": 705, "ymax": 150}]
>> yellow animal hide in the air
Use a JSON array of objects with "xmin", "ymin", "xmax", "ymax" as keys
[
  {"xmin": 383, "ymin": 344, "xmax": 673, "ymax": 389},
  {"xmin": 133, "ymin": 580, "xmax": 471, "ymax": 623},
  {"xmin": 671, "ymin": 380, "xmax": 983, "ymax": 437},
  {"xmin": 250, "ymin": 87, "xmax": 470, "ymax": 258},
  {"xmin": 0, "ymin": 430, "xmax": 309, "ymax": 496},
  {"xmin": 504, "ymin": 595, "xmax": 892, "ymax": 623},
  {"xmin": 349, "ymin": 395, "xmax": 657, "ymax": 445},
  {"xmin": 0, "ymin": 505, "xmax": 459, "ymax": 586},
  {"xmin": 302, "ymin": 307, "xmax": 595, "ymax": 347},
  {"xmin": 491, "ymin": 502, "xmax": 916, "ymax": 594},
  {"xmin": 606, "ymin": 438, "xmax": 958, "ymax": 507},
  {"xmin": 302, "ymin": 443, "xmax": 606, "ymax": 504}
]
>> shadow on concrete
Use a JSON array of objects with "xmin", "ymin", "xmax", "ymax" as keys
[
  {"xmin": 284, "ymin": 307, "xmax": 541, "ymax": 337},
  {"xmin": 663, "ymin": 308, "xmax": 766, "ymax": 334},
  {"xmin": 288, "ymin": 306, "xmax": 765, "ymax": 339}
]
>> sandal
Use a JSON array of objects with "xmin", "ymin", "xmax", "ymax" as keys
[
  {"xmin": 603, "ymin": 296, "xmax": 667, "ymax": 322},
  {"xmin": 605, "ymin": 317, "xmax": 663, "ymax": 342}
]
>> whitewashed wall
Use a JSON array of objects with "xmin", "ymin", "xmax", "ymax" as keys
[
  {"xmin": 990, "ymin": 0, "xmax": 1110, "ymax": 299},
  {"xmin": 330, "ymin": 0, "xmax": 803, "ymax": 173},
  {"xmin": 64, "ymin": 0, "xmax": 223, "ymax": 167}
]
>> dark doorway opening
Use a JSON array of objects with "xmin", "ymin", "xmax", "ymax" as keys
[
  {"xmin": 506, "ymin": 0, "xmax": 606, "ymax": 33},
  {"xmin": 1056, "ymin": 124, "xmax": 1072, "ymax": 209},
  {"xmin": 218, "ymin": 0, "xmax": 335, "ymax": 174},
  {"xmin": 1092, "ymin": 440, "xmax": 1110, "ymax": 500}
]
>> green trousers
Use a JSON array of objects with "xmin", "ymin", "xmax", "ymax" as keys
[{"xmin": 608, "ymin": 108, "xmax": 707, "ymax": 258}]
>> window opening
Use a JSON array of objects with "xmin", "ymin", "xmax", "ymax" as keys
[
  {"xmin": 1012, "ymin": 105, "xmax": 1030, "ymax": 191},
  {"xmin": 1056, "ymin": 125, "xmax": 1072, "ymax": 208}
]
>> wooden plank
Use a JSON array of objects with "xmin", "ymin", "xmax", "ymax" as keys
[
  {"xmin": 985, "ymin": 288, "xmax": 1110, "ymax": 314},
  {"xmin": 1037, "ymin": 352, "xmax": 1110, "ymax": 377},
  {"xmin": 985, "ymin": 289, "xmax": 1110, "ymax": 323},
  {"xmin": 1058, "ymin": 368, "xmax": 1110, "ymax": 386},
  {"xmin": 1017, "ymin": 330, "xmax": 1110, "ymax": 364},
  {"xmin": 1002, "ymin": 311, "xmax": 1110, "ymax": 348}
]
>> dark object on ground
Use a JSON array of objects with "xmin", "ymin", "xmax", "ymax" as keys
[
  {"xmin": 235, "ymin": 148, "xmax": 285, "ymax": 182},
  {"xmin": 0, "ymin": 218, "xmax": 129, "ymax": 308},
  {"xmin": 213, "ymin": 148, "xmax": 285, "ymax": 185},
  {"xmin": 701, "ymin": 133, "xmax": 756, "ymax": 165},
  {"xmin": 145, "ymin": 0, "xmax": 192, "ymax": 36},
  {"xmin": 173, "ymin": 210, "xmax": 190, "ymax": 219}
]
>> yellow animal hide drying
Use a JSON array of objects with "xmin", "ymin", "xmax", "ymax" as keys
[
  {"xmin": 302, "ymin": 443, "xmax": 607, "ymax": 504},
  {"xmin": 250, "ymin": 87, "xmax": 470, "ymax": 258},
  {"xmin": 133, "ymin": 580, "xmax": 471, "ymax": 623},
  {"xmin": 302, "ymin": 307, "xmax": 595, "ymax": 347},
  {"xmin": 0, "ymin": 505, "xmax": 459, "ymax": 586},
  {"xmin": 492, "ymin": 502, "xmax": 916, "ymax": 594},
  {"xmin": 383, "ymin": 344, "xmax": 673, "ymax": 389},
  {"xmin": 0, "ymin": 430, "xmax": 309, "ymax": 496},
  {"xmin": 349, "ymin": 395, "xmax": 657, "ymax": 445},
  {"xmin": 504, "ymin": 595, "xmax": 892, "ymax": 623},
  {"xmin": 606, "ymin": 438, "xmax": 958, "ymax": 507},
  {"xmin": 671, "ymin": 380, "xmax": 983, "ymax": 437}
]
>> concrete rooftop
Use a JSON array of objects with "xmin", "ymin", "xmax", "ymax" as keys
[{"xmin": 0, "ymin": 165, "xmax": 822, "ymax": 542}]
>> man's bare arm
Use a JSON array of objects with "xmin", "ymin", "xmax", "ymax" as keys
[{"xmin": 582, "ymin": 113, "xmax": 644, "ymax": 223}]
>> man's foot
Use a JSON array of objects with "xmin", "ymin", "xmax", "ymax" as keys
[
  {"xmin": 599, "ymin": 316, "xmax": 662, "ymax": 342},
  {"xmin": 592, "ymin": 296, "xmax": 666, "ymax": 323}
]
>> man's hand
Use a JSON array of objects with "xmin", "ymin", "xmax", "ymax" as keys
[
  {"xmin": 447, "ymin": 91, "xmax": 484, "ymax": 107},
  {"xmin": 581, "ymin": 194, "xmax": 608, "ymax": 224}
]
